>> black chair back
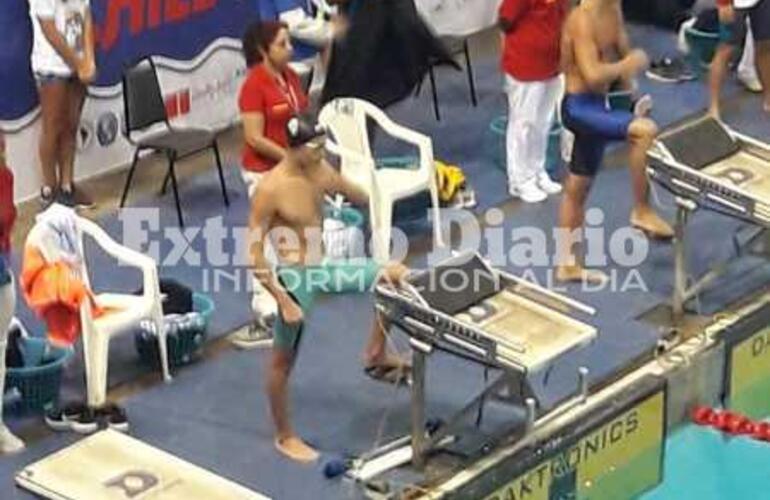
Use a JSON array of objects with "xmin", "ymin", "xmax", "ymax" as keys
[{"xmin": 122, "ymin": 57, "xmax": 167, "ymax": 137}]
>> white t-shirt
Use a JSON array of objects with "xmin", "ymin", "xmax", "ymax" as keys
[
  {"xmin": 734, "ymin": 0, "xmax": 761, "ymax": 8},
  {"xmin": 29, "ymin": 0, "xmax": 90, "ymax": 76}
]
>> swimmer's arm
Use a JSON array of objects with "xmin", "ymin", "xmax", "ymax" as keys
[
  {"xmin": 249, "ymin": 189, "xmax": 295, "ymax": 309},
  {"xmin": 498, "ymin": 0, "xmax": 530, "ymax": 33},
  {"xmin": 572, "ymin": 14, "xmax": 628, "ymax": 90},
  {"xmin": 242, "ymin": 113, "xmax": 287, "ymax": 162},
  {"xmin": 38, "ymin": 18, "xmax": 81, "ymax": 72},
  {"xmin": 315, "ymin": 160, "xmax": 369, "ymax": 207}
]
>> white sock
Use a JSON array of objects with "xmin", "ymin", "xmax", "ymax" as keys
[{"xmin": 0, "ymin": 425, "xmax": 25, "ymax": 455}]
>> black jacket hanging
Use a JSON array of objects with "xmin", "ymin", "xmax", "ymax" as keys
[{"xmin": 321, "ymin": 0, "xmax": 459, "ymax": 108}]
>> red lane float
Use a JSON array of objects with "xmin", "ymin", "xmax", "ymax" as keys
[{"xmin": 691, "ymin": 406, "xmax": 770, "ymax": 442}]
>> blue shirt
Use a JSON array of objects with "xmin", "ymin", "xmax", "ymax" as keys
[
  {"xmin": 256, "ymin": 0, "xmax": 319, "ymax": 61},
  {"xmin": 0, "ymin": 255, "xmax": 10, "ymax": 286}
]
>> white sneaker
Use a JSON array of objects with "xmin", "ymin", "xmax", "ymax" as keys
[
  {"xmin": 510, "ymin": 180, "xmax": 547, "ymax": 203},
  {"xmin": 229, "ymin": 319, "xmax": 274, "ymax": 350},
  {"xmin": 537, "ymin": 173, "xmax": 562, "ymax": 195},
  {"xmin": 633, "ymin": 94, "xmax": 654, "ymax": 117},
  {"xmin": 738, "ymin": 73, "xmax": 763, "ymax": 93},
  {"xmin": 0, "ymin": 425, "xmax": 25, "ymax": 455}
]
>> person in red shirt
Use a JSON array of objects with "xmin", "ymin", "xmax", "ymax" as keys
[
  {"xmin": 499, "ymin": 0, "xmax": 568, "ymax": 203},
  {"xmin": 239, "ymin": 21, "xmax": 310, "ymax": 198}
]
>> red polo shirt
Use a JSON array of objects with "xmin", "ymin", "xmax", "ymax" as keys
[
  {"xmin": 499, "ymin": 0, "xmax": 567, "ymax": 81},
  {"xmin": 238, "ymin": 64, "xmax": 309, "ymax": 172}
]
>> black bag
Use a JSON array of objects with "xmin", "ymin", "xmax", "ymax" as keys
[
  {"xmin": 321, "ymin": 0, "xmax": 459, "ymax": 108},
  {"xmin": 693, "ymin": 8, "xmax": 720, "ymax": 33},
  {"xmin": 623, "ymin": 0, "xmax": 696, "ymax": 30},
  {"xmin": 136, "ymin": 279, "xmax": 193, "ymax": 315}
]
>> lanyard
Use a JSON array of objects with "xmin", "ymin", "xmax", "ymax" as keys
[{"xmin": 275, "ymin": 73, "xmax": 300, "ymax": 113}]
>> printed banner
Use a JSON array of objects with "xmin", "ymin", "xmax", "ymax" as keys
[{"xmin": 0, "ymin": 0, "xmax": 256, "ymax": 124}]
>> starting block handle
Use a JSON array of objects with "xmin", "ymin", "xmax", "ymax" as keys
[
  {"xmin": 579, "ymin": 366, "xmax": 590, "ymax": 403},
  {"xmin": 497, "ymin": 269, "xmax": 596, "ymax": 316}
]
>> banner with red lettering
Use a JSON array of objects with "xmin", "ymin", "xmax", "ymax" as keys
[
  {"xmin": 1, "ymin": 0, "xmax": 257, "ymax": 201},
  {"xmin": 0, "ymin": 0, "xmax": 256, "ymax": 125}
]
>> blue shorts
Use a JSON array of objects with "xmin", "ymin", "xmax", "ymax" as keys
[{"xmin": 561, "ymin": 94, "xmax": 634, "ymax": 177}]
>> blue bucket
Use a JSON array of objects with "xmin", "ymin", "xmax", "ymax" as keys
[
  {"xmin": 135, "ymin": 292, "xmax": 215, "ymax": 368},
  {"xmin": 5, "ymin": 337, "xmax": 73, "ymax": 414},
  {"xmin": 489, "ymin": 116, "xmax": 564, "ymax": 180}
]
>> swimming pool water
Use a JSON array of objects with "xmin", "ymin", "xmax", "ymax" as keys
[{"xmin": 643, "ymin": 424, "xmax": 770, "ymax": 500}]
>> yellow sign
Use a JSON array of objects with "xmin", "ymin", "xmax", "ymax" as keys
[
  {"xmin": 729, "ymin": 326, "xmax": 770, "ymax": 419},
  {"xmin": 485, "ymin": 391, "xmax": 665, "ymax": 500}
]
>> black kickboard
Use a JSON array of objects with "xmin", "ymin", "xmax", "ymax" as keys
[
  {"xmin": 660, "ymin": 117, "xmax": 739, "ymax": 170},
  {"xmin": 410, "ymin": 255, "xmax": 501, "ymax": 316}
]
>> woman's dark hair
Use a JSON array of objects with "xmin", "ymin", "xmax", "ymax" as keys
[{"xmin": 242, "ymin": 20, "xmax": 287, "ymax": 68}]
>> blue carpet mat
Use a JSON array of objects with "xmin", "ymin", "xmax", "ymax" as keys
[{"xmin": 3, "ymin": 23, "xmax": 769, "ymax": 500}]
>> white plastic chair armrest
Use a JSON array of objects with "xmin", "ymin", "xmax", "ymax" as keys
[
  {"xmin": 77, "ymin": 217, "xmax": 160, "ymax": 301},
  {"xmin": 365, "ymin": 105, "xmax": 432, "ymax": 149},
  {"xmin": 325, "ymin": 139, "xmax": 375, "ymax": 169}
]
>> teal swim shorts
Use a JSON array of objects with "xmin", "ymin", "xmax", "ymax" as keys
[{"xmin": 272, "ymin": 259, "xmax": 381, "ymax": 351}]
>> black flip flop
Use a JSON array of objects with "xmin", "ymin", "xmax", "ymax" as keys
[{"xmin": 364, "ymin": 365, "xmax": 412, "ymax": 386}]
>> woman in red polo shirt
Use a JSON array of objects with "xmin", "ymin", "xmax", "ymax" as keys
[{"xmin": 239, "ymin": 21, "xmax": 309, "ymax": 197}]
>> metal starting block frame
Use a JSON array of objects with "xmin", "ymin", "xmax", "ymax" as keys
[
  {"xmin": 374, "ymin": 252, "xmax": 598, "ymax": 469},
  {"xmin": 647, "ymin": 117, "xmax": 770, "ymax": 323}
]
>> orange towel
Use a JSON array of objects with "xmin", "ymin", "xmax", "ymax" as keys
[{"xmin": 20, "ymin": 246, "xmax": 103, "ymax": 347}]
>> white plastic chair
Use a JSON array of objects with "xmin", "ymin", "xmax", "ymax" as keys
[
  {"xmin": 76, "ymin": 217, "xmax": 170, "ymax": 408},
  {"xmin": 319, "ymin": 98, "xmax": 445, "ymax": 262}
]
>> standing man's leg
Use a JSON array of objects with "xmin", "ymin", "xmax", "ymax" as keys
[
  {"xmin": 505, "ymin": 76, "xmax": 547, "ymax": 203},
  {"xmin": 58, "ymin": 80, "xmax": 92, "ymax": 208},
  {"xmin": 556, "ymin": 172, "xmax": 606, "ymax": 284},
  {"xmin": 361, "ymin": 262, "xmax": 410, "ymax": 370},
  {"xmin": 747, "ymin": 0, "xmax": 770, "ymax": 111},
  {"xmin": 267, "ymin": 345, "xmax": 319, "ymax": 462},
  {"xmin": 532, "ymin": 75, "xmax": 563, "ymax": 194},
  {"xmin": 0, "ymin": 277, "xmax": 25, "ymax": 454},
  {"xmin": 627, "ymin": 117, "xmax": 672, "ymax": 238},
  {"xmin": 37, "ymin": 79, "xmax": 67, "ymax": 205},
  {"xmin": 267, "ymin": 269, "xmax": 318, "ymax": 463},
  {"xmin": 709, "ymin": 6, "xmax": 740, "ymax": 119},
  {"xmin": 738, "ymin": 25, "xmax": 763, "ymax": 92}
]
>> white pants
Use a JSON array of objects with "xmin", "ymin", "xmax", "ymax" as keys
[
  {"xmin": 505, "ymin": 74, "xmax": 563, "ymax": 188},
  {"xmin": 0, "ymin": 277, "xmax": 15, "ymax": 425},
  {"xmin": 738, "ymin": 25, "xmax": 759, "ymax": 82}
]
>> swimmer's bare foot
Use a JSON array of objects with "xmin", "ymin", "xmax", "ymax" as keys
[
  {"xmin": 631, "ymin": 208, "xmax": 674, "ymax": 240},
  {"xmin": 555, "ymin": 265, "xmax": 608, "ymax": 285},
  {"xmin": 383, "ymin": 262, "xmax": 410, "ymax": 283},
  {"xmin": 275, "ymin": 435, "xmax": 319, "ymax": 463}
]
